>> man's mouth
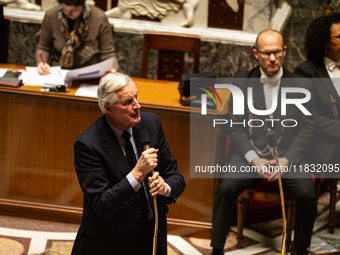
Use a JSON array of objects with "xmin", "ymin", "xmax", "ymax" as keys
[{"xmin": 131, "ymin": 111, "xmax": 140, "ymax": 118}]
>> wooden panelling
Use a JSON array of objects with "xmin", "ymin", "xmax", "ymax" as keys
[{"xmin": 0, "ymin": 91, "xmax": 101, "ymax": 207}]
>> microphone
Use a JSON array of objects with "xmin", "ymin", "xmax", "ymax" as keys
[
  {"xmin": 266, "ymin": 130, "xmax": 279, "ymax": 165},
  {"xmin": 139, "ymin": 130, "xmax": 157, "ymax": 178},
  {"xmin": 139, "ymin": 130, "xmax": 151, "ymax": 151}
]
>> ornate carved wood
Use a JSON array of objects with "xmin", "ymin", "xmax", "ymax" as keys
[
  {"xmin": 208, "ymin": 0, "xmax": 244, "ymax": 30},
  {"xmin": 157, "ymin": 50, "xmax": 184, "ymax": 81},
  {"xmin": 95, "ymin": 0, "xmax": 107, "ymax": 11},
  {"xmin": 141, "ymin": 32, "xmax": 200, "ymax": 81}
]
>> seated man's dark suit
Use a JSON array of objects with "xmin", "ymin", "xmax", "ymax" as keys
[
  {"xmin": 71, "ymin": 112, "xmax": 185, "ymax": 255},
  {"xmin": 295, "ymin": 60, "xmax": 340, "ymax": 166},
  {"xmin": 211, "ymin": 66, "xmax": 318, "ymax": 251}
]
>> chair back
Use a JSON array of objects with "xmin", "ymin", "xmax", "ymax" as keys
[{"xmin": 141, "ymin": 32, "xmax": 200, "ymax": 81}]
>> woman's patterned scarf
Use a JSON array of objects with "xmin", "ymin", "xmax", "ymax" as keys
[{"xmin": 58, "ymin": 3, "xmax": 99, "ymax": 68}]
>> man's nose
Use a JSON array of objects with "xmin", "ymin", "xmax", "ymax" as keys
[
  {"xmin": 133, "ymin": 99, "xmax": 141, "ymax": 109},
  {"xmin": 269, "ymin": 53, "xmax": 276, "ymax": 61}
]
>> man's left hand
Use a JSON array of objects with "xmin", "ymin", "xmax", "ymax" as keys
[
  {"xmin": 148, "ymin": 171, "xmax": 168, "ymax": 196},
  {"xmin": 267, "ymin": 157, "xmax": 291, "ymax": 181}
]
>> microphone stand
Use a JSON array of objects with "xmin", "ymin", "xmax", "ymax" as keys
[
  {"xmin": 141, "ymin": 141, "xmax": 158, "ymax": 255},
  {"xmin": 270, "ymin": 146, "xmax": 287, "ymax": 255}
]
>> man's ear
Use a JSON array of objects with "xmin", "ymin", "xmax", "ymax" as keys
[
  {"xmin": 252, "ymin": 47, "xmax": 259, "ymax": 60},
  {"xmin": 104, "ymin": 103, "xmax": 114, "ymax": 116},
  {"xmin": 283, "ymin": 46, "xmax": 287, "ymax": 57}
]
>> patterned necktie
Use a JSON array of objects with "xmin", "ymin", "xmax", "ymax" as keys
[{"xmin": 122, "ymin": 131, "xmax": 148, "ymax": 218}]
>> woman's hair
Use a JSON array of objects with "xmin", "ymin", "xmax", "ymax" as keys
[
  {"xmin": 57, "ymin": 0, "xmax": 85, "ymax": 6},
  {"xmin": 30, "ymin": 249, "xmax": 61, "ymax": 255},
  {"xmin": 304, "ymin": 13, "xmax": 340, "ymax": 63},
  {"xmin": 97, "ymin": 73, "xmax": 132, "ymax": 114}
]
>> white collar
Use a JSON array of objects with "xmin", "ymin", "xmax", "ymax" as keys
[
  {"xmin": 259, "ymin": 66, "xmax": 283, "ymax": 87},
  {"xmin": 260, "ymin": 66, "xmax": 283, "ymax": 80},
  {"xmin": 106, "ymin": 115, "xmax": 133, "ymax": 139},
  {"xmin": 324, "ymin": 56, "xmax": 340, "ymax": 72}
]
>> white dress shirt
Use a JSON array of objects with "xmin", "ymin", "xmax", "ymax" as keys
[{"xmin": 324, "ymin": 56, "xmax": 340, "ymax": 96}]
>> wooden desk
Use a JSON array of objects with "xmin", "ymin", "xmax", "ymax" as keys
[{"xmin": 0, "ymin": 64, "xmax": 229, "ymax": 237}]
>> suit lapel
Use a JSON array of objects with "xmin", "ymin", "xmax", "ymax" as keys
[
  {"xmin": 247, "ymin": 68, "xmax": 271, "ymax": 138},
  {"xmin": 274, "ymin": 75, "xmax": 294, "ymax": 134},
  {"xmin": 316, "ymin": 65, "xmax": 340, "ymax": 104},
  {"xmin": 250, "ymin": 78, "xmax": 267, "ymax": 113},
  {"xmin": 274, "ymin": 87, "xmax": 282, "ymax": 122},
  {"xmin": 132, "ymin": 120, "xmax": 144, "ymax": 158},
  {"xmin": 249, "ymin": 68, "xmax": 267, "ymax": 114},
  {"xmin": 278, "ymin": 72, "xmax": 292, "ymax": 118},
  {"xmin": 98, "ymin": 115, "xmax": 132, "ymax": 177}
]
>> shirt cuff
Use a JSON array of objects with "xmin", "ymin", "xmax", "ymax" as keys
[
  {"xmin": 165, "ymin": 183, "xmax": 171, "ymax": 197},
  {"xmin": 126, "ymin": 172, "xmax": 141, "ymax": 192},
  {"xmin": 245, "ymin": 150, "xmax": 259, "ymax": 164},
  {"xmin": 127, "ymin": 173, "xmax": 171, "ymax": 197}
]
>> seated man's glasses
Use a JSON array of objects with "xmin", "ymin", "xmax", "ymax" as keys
[
  {"xmin": 255, "ymin": 49, "xmax": 285, "ymax": 59},
  {"xmin": 330, "ymin": 34, "xmax": 340, "ymax": 40}
]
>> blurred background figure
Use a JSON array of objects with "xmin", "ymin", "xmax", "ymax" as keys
[
  {"xmin": 295, "ymin": 13, "xmax": 340, "ymax": 168},
  {"xmin": 36, "ymin": 0, "xmax": 118, "ymax": 75},
  {"xmin": 30, "ymin": 248, "xmax": 62, "ymax": 255}
]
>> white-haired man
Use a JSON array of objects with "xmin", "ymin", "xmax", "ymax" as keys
[{"xmin": 71, "ymin": 73, "xmax": 185, "ymax": 255}]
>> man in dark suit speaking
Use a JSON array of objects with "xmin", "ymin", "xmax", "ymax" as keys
[
  {"xmin": 71, "ymin": 73, "xmax": 185, "ymax": 255},
  {"xmin": 210, "ymin": 29, "xmax": 317, "ymax": 255}
]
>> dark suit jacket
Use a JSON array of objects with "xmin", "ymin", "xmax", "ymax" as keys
[
  {"xmin": 295, "ymin": 60, "xmax": 340, "ymax": 163},
  {"xmin": 227, "ymin": 66, "xmax": 315, "ymax": 165},
  {"xmin": 71, "ymin": 112, "xmax": 185, "ymax": 255}
]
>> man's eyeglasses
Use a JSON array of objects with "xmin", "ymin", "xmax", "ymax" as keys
[
  {"xmin": 255, "ymin": 49, "xmax": 285, "ymax": 59},
  {"xmin": 330, "ymin": 34, "xmax": 340, "ymax": 40}
]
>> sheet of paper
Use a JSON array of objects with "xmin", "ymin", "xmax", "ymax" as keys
[
  {"xmin": 24, "ymin": 66, "xmax": 64, "ymax": 86},
  {"xmin": 75, "ymin": 84, "xmax": 98, "ymax": 98},
  {"xmin": 20, "ymin": 58, "xmax": 113, "ymax": 86},
  {"xmin": 64, "ymin": 58, "xmax": 113, "ymax": 81}
]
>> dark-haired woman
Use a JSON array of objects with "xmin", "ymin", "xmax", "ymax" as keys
[
  {"xmin": 295, "ymin": 13, "xmax": 340, "ymax": 169},
  {"xmin": 36, "ymin": 0, "xmax": 118, "ymax": 75}
]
